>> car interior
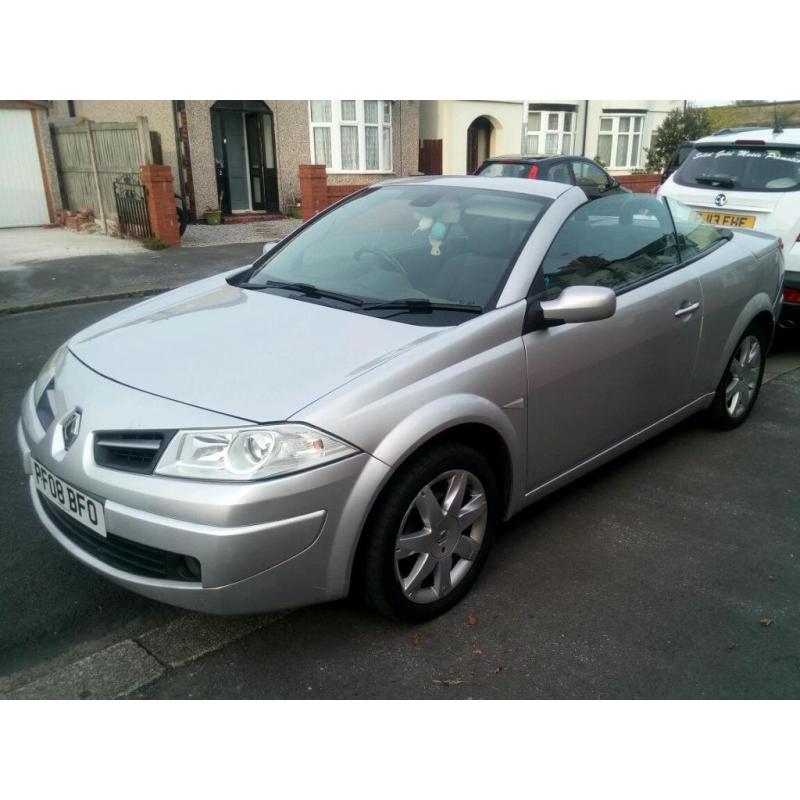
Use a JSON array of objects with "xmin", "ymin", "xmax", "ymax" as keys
[{"xmin": 256, "ymin": 188, "xmax": 549, "ymax": 309}]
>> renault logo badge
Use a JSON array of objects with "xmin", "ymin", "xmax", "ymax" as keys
[
  {"xmin": 714, "ymin": 193, "xmax": 727, "ymax": 207},
  {"xmin": 62, "ymin": 409, "xmax": 82, "ymax": 450}
]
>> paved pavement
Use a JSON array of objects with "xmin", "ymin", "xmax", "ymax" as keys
[
  {"xmin": 1, "ymin": 298, "xmax": 798, "ymax": 699},
  {"xmin": 0, "ymin": 227, "xmax": 142, "ymax": 266}
]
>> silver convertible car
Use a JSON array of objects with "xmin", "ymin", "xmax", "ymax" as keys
[{"xmin": 18, "ymin": 177, "xmax": 783, "ymax": 621}]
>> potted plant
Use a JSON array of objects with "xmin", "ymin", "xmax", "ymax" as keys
[
  {"xmin": 203, "ymin": 207, "xmax": 223, "ymax": 225},
  {"xmin": 288, "ymin": 195, "xmax": 303, "ymax": 220}
]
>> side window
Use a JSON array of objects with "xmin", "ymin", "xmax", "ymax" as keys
[
  {"xmin": 571, "ymin": 160, "xmax": 609, "ymax": 190},
  {"xmin": 663, "ymin": 197, "xmax": 729, "ymax": 261},
  {"xmin": 540, "ymin": 195, "xmax": 681, "ymax": 298},
  {"xmin": 545, "ymin": 161, "xmax": 572, "ymax": 185}
]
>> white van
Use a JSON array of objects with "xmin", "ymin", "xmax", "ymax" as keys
[{"xmin": 659, "ymin": 127, "xmax": 800, "ymax": 326}]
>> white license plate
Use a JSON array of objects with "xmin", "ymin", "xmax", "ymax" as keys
[{"xmin": 33, "ymin": 459, "xmax": 107, "ymax": 537}]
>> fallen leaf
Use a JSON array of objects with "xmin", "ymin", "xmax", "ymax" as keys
[
  {"xmin": 492, "ymin": 665, "xmax": 504, "ymax": 674},
  {"xmin": 410, "ymin": 632, "xmax": 422, "ymax": 647},
  {"xmin": 726, "ymin": 642, "xmax": 737, "ymax": 651},
  {"xmin": 473, "ymin": 648, "xmax": 484, "ymax": 656},
  {"xmin": 760, "ymin": 618, "xmax": 775, "ymax": 627},
  {"xmin": 432, "ymin": 677, "xmax": 464, "ymax": 686},
  {"xmin": 467, "ymin": 614, "xmax": 477, "ymax": 626}
]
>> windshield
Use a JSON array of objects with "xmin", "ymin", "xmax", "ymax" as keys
[
  {"xmin": 675, "ymin": 145, "xmax": 800, "ymax": 192},
  {"xmin": 476, "ymin": 161, "xmax": 534, "ymax": 178},
  {"xmin": 245, "ymin": 184, "xmax": 551, "ymax": 312}
]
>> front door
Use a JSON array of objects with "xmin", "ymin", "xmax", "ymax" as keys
[
  {"xmin": 211, "ymin": 102, "xmax": 279, "ymax": 214},
  {"xmin": 466, "ymin": 116, "xmax": 493, "ymax": 174},
  {"xmin": 244, "ymin": 112, "xmax": 279, "ymax": 213},
  {"xmin": 221, "ymin": 111, "xmax": 249, "ymax": 211},
  {"xmin": 522, "ymin": 195, "xmax": 702, "ymax": 491}
]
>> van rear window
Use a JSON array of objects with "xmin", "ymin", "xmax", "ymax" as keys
[{"xmin": 675, "ymin": 146, "xmax": 800, "ymax": 192}]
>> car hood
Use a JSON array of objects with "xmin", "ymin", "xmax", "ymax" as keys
[{"xmin": 69, "ymin": 277, "xmax": 441, "ymax": 422}]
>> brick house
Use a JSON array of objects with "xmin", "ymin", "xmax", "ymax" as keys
[{"xmin": 49, "ymin": 100, "xmax": 421, "ymax": 221}]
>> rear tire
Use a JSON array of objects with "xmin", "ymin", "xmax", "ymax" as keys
[
  {"xmin": 706, "ymin": 323, "xmax": 767, "ymax": 430},
  {"xmin": 363, "ymin": 442, "xmax": 499, "ymax": 622}
]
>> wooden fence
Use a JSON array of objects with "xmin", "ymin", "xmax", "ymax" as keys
[{"xmin": 50, "ymin": 117, "xmax": 153, "ymax": 232}]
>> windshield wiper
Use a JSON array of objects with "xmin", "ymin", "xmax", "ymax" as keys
[
  {"xmin": 694, "ymin": 175, "xmax": 736, "ymax": 188},
  {"xmin": 360, "ymin": 298, "xmax": 483, "ymax": 314},
  {"xmin": 238, "ymin": 280, "xmax": 364, "ymax": 306}
]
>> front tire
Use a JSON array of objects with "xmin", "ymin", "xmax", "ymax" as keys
[
  {"xmin": 706, "ymin": 323, "xmax": 767, "ymax": 430},
  {"xmin": 363, "ymin": 442, "xmax": 499, "ymax": 622}
]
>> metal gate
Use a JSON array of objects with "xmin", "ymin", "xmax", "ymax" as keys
[{"xmin": 113, "ymin": 175, "xmax": 152, "ymax": 240}]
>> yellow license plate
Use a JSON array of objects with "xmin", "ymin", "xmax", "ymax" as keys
[{"xmin": 698, "ymin": 210, "xmax": 756, "ymax": 228}]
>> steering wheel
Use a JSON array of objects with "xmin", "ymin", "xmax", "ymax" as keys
[{"xmin": 354, "ymin": 246, "xmax": 409, "ymax": 279}]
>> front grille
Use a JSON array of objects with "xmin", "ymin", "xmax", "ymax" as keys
[
  {"xmin": 93, "ymin": 430, "xmax": 175, "ymax": 474},
  {"xmin": 39, "ymin": 493, "xmax": 201, "ymax": 582}
]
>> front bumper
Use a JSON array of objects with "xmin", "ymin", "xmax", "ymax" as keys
[{"xmin": 18, "ymin": 362, "xmax": 391, "ymax": 614}]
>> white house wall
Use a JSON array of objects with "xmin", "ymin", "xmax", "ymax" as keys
[
  {"xmin": 422, "ymin": 99, "xmax": 685, "ymax": 176},
  {"xmin": 422, "ymin": 101, "xmax": 525, "ymax": 174},
  {"xmin": 581, "ymin": 99, "xmax": 684, "ymax": 174}
]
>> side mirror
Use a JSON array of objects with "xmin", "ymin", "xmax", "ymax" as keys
[
  {"xmin": 262, "ymin": 240, "xmax": 280, "ymax": 256},
  {"xmin": 541, "ymin": 285, "xmax": 616, "ymax": 324},
  {"xmin": 524, "ymin": 285, "xmax": 616, "ymax": 332}
]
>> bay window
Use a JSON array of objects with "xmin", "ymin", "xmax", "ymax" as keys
[
  {"xmin": 596, "ymin": 115, "xmax": 644, "ymax": 169},
  {"xmin": 309, "ymin": 100, "xmax": 393, "ymax": 172},
  {"xmin": 526, "ymin": 110, "xmax": 575, "ymax": 156}
]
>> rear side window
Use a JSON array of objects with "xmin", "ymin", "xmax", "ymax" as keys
[
  {"xmin": 571, "ymin": 160, "xmax": 609, "ymax": 190},
  {"xmin": 478, "ymin": 162, "xmax": 533, "ymax": 178},
  {"xmin": 540, "ymin": 195, "xmax": 681, "ymax": 297},
  {"xmin": 544, "ymin": 161, "xmax": 572, "ymax": 184},
  {"xmin": 663, "ymin": 197, "xmax": 730, "ymax": 261},
  {"xmin": 675, "ymin": 145, "xmax": 800, "ymax": 192}
]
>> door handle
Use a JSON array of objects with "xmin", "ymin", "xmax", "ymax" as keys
[{"xmin": 674, "ymin": 302, "xmax": 701, "ymax": 318}]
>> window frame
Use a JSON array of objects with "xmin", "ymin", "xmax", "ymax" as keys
[
  {"xmin": 526, "ymin": 109, "xmax": 576, "ymax": 157},
  {"xmin": 596, "ymin": 114, "xmax": 645, "ymax": 170},
  {"xmin": 308, "ymin": 100, "xmax": 393, "ymax": 174}
]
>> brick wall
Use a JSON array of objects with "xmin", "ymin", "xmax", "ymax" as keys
[
  {"xmin": 141, "ymin": 164, "xmax": 180, "ymax": 246},
  {"xmin": 299, "ymin": 164, "xmax": 367, "ymax": 219},
  {"xmin": 616, "ymin": 173, "xmax": 662, "ymax": 193}
]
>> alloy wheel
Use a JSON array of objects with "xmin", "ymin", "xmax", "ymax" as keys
[
  {"xmin": 725, "ymin": 334, "xmax": 761, "ymax": 419},
  {"xmin": 393, "ymin": 470, "xmax": 488, "ymax": 604}
]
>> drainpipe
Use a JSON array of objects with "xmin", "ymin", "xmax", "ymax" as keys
[
  {"xmin": 582, "ymin": 100, "xmax": 590, "ymax": 157},
  {"xmin": 171, "ymin": 100, "xmax": 188, "ymax": 217}
]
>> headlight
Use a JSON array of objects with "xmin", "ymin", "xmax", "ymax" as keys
[
  {"xmin": 154, "ymin": 424, "xmax": 359, "ymax": 481},
  {"xmin": 34, "ymin": 342, "xmax": 69, "ymax": 404}
]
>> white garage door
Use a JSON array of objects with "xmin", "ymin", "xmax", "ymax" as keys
[{"xmin": 0, "ymin": 109, "xmax": 50, "ymax": 228}]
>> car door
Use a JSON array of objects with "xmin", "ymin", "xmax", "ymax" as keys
[{"xmin": 522, "ymin": 194, "xmax": 703, "ymax": 491}]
